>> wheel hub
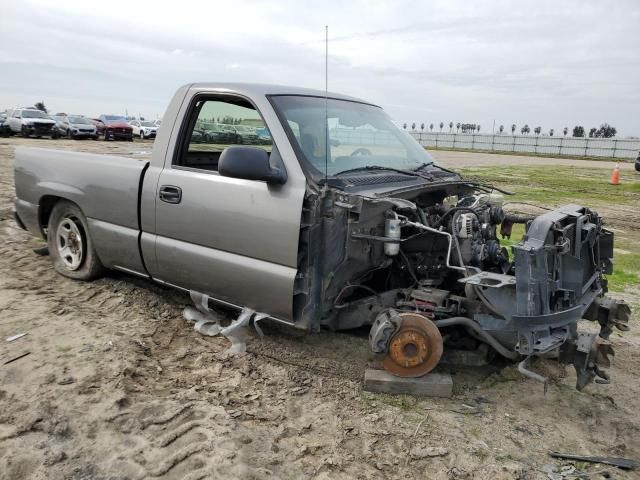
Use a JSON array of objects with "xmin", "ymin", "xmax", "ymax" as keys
[
  {"xmin": 57, "ymin": 217, "xmax": 84, "ymax": 270},
  {"xmin": 382, "ymin": 313, "xmax": 443, "ymax": 377}
]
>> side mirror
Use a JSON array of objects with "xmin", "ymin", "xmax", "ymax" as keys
[{"xmin": 219, "ymin": 146, "xmax": 286, "ymax": 185}]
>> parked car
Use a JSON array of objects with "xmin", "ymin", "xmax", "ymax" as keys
[
  {"xmin": 50, "ymin": 114, "xmax": 98, "ymax": 140},
  {"xmin": 189, "ymin": 129, "xmax": 208, "ymax": 144},
  {"xmin": 6, "ymin": 107, "xmax": 57, "ymax": 138},
  {"xmin": 89, "ymin": 119, "xmax": 106, "ymax": 137},
  {"xmin": 255, "ymin": 126, "xmax": 271, "ymax": 144},
  {"xmin": 233, "ymin": 124, "xmax": 260, "ymax": 144},
  {"xmin": 0, "ymin": 112, "xmax": 12, "ymax": 137},
  {"xmin": 13, "ymin": 83, "xmax": 629, "ymax": 392},
  {"xmin": 202, "ymin": 123, "xmax": 240, "ymax": 144},
  {"xmin": 129, "ymin": 120, "xmax": 158, "ymax": 139},
  {"xmin": 98, "ymin": 115, "xmax": 133, "ymax": 141},
  {"xmin": 49, "ymin": 114, "xmax": 68, "ymax": 139}
]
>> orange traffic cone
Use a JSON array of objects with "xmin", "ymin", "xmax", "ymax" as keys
[{"xmin": 610, "ymin": 163, "xmax": 620, "ymax": 185}]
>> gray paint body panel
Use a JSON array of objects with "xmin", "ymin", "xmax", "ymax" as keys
[{"xmin": 14, "ymin": 147, "xmax": 148, "ymax": 272}]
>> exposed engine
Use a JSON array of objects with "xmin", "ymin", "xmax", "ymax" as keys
[{"xmin": 294, "ymin": 176, "xmax": 631, "ymax": 391}]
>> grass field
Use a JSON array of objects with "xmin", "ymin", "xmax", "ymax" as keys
[{"xmin": 459, "ymin": 165, "xmax": 640, "ymax": 294}]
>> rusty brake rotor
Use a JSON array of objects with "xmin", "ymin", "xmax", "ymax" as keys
[{"xmin": 382, "ymin": 312, "xmax": 443, "ymax": 378}]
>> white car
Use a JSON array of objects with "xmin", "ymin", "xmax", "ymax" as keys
[
  {"xmin": 129, "ymin": 120, "xmax": 158, "ymax": 139},
  {"xmin": 6, "ymin": 107, "xmax": 57, "ymax": 138}
]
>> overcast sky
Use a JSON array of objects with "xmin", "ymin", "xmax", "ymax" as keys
[{"xmin": 1, "ymin": 0, "xmax": 639, "ymax": 136}]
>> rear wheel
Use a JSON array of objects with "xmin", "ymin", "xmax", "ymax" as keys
[{"xmin": 47, "ymin": 200, "xmax": 105, "ymax": 280}]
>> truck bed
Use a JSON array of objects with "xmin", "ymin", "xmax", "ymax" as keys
[{"xmin": 14, "ymin": 147, "xmax": 149, "ymax": 274}]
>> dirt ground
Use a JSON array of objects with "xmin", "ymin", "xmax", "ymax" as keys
[{"xmin": 1, "ymin": 137, "xmax": 639, "ymax": 480}]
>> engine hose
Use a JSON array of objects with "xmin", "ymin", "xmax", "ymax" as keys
[
  {"xmin": 503, "ymin": 213, "xmax": 535, "ymax": 224},
  {"xmin": 433, "ymin": 316, "xmax": 520, "ymax": 360}
]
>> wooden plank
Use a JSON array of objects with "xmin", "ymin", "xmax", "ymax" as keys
[{"xmin": 363, "ymin": 368, "xmax": 453, "ymax": 398}]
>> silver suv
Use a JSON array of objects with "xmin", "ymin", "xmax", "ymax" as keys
[{"xmin": 50, "ymin": 114, "xmax": 98, "ymax": 140}]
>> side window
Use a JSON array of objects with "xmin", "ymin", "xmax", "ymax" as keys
[{"xmin": 175, "ymin": 96, "xmax": 272, "ymax": 172}]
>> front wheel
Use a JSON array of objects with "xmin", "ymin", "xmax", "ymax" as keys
[
  {"xmin": 47, "ymin": 200, "xmax": 105, "ymax": 280},
  {"xmin": 140, "ymin": 131, "xmax": 145, "ymax": 139},
  {"xmin": 103, "ymin": 130, "xmax": 110, "ymax": 141},
  {"xmin": 22, "ymin": 126, "xmax": 30, "ymax": 138}
]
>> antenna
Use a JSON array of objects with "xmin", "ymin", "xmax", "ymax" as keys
[{"xmin": 324, "ymin": 25, "xmax": 329, "ymax": 181}]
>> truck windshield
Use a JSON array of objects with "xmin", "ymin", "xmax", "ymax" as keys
[{"xmin": 270, "ymin": 95, "xmax": 433, "ymax": 179}]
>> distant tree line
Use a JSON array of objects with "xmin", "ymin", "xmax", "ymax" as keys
[{"xmin": 403, "ymin": 121, "xmax": 618, "ymax": 138}]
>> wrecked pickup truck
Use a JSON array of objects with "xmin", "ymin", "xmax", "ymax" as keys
[{"xmin": 14, "ymin": 83, "xmax": 630, "ymax": 389}]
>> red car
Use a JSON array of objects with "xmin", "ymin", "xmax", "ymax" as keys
[
  {"xmin": 90, "ymin": 118, "xmax": 105, "ymax": 136},
  {"xmin": 98, "ymin": 115, "xmax": 133, "ymax": 141}
]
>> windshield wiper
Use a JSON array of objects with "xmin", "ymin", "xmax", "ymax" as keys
[
  {"xmin": 411, "ymin": 162, "xmax": 435, "ymax": 172},
  {"xmin": 335, "ymin": 165, "xmax": 434, "ymax": 181}
]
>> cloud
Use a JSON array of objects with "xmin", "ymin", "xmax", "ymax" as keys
[{"xmin": 0, "ymin": 0, "xmax": 639, "ymax": 135}]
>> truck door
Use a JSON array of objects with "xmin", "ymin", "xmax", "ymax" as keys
[{"xmin": 149, "ymin": 94, "xmax": 303, "ymax": 321}]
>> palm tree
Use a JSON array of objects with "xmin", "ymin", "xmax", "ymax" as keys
[
  {"xmin": 563, "ymin": 127, "xmax": 568, "ymax": 136},
  {"xmin": 499, "ymin": 125, "xmax": 504, "ymax": 134},
  {"xmin": 549, "ymin": 128, "xmax": 554, "ymax": 136},
  {"xmin": 429, "ymin": 123, "xmax": 434, "ymax": 132},
  {"xmin": 448, "ymin": 121, "xmax": 453, "ymax": 132},
  {"xmin": 439, "ymin": 122, "xmax": 444, "ymax": 132},
  {"xmin": 420, "ymin": 123, "xmax": 425, "ymax": 131},
  {"xmin": 477, "ymin": 125, "xmax": 481, "ymax": 133},
  {"xmin": 403, "ymin": 123, "xmax": 407, "ymax": 130},
  {"xmin": 411, "ymin": 122, "xmax": 416, "ymax": 131},
  {"xmin": 534, "ymin": 126, "xmax": 541, "ymax": 136},
  {"xmin": 511, "ymin": 124, "xmax": 516, "ymax": 135},
  {"xmin": 456, "ymin": 122, "xmax": 461, "ymax": 133}
]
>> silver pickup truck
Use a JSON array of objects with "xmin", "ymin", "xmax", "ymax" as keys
[{"xmin": 14, "ymin": 83, "xmax": 630, "ymax": 389}]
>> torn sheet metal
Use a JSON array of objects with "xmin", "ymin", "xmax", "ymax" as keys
[
  {"xmin": 220, "ymin": 308, "xmax": 254, "ymax": 355},
  {"xmin": 184, "ymin": 292, "xmax": 269, "ymax": 355},
  {"xmin": 183, "ymin": 306, "xmax": 222, "ymax": 337}
]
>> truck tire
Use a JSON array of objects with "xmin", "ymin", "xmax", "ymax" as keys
[{"xmin": 47, "ymin": 200, "xmax": 105, "ymax": 281}]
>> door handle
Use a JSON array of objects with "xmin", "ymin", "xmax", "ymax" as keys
[{"xmin": 159, "ymin": 185, "xmax": 182, "ymax": 204}]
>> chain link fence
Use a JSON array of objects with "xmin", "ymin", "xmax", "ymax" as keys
[{"xmin": 407, "ymin": 132, "xmax": 639, "ymax": 159}]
